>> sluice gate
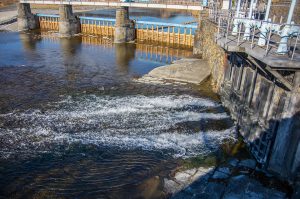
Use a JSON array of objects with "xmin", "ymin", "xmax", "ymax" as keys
[{"xmin": 37, "ymin": 14, "xmax": 196, "ymax": 47}]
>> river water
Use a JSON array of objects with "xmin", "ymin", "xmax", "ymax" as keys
[{"xmin": 0, "ymin": 9, "xmax": 236, "ymax": 199}]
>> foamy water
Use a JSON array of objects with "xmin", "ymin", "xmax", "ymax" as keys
[{"xmin": 0, "ymin": 95, "xmax": 235, "ymax": 159}]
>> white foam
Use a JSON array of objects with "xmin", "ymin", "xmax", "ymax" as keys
[{"xmin": 0, "ymin": 95, "xmax": 235, "ymax": 159}]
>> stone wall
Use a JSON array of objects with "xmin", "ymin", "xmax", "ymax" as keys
[{"xmin": 194, "ymin": 16, "xmax": 227, "ymax": 93}]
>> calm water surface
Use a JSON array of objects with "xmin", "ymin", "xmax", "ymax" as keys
[{"xmin": 0, "ymin": 30, "xmax": 235, "ymax": 198}]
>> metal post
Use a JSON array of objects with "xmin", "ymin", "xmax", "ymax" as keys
[
  {"xmin": 251, "ymin": 25, "xmax": 256, "ymax": 49},
  {"xmin": 243, "ymin": 0, "xmax": 255, "ymax": 40},
  {"xmin": 290, "ymin": 32, "xmax": 299, "ymax": 60},
  {"xmin": 264, "ymin": 0, "xmax": 272, "ymax": 21},
  {"xmin": 277, "ymin": 0, "xmax": 298, "ymax": 54},
  {"xmin": 232, "ymin": 0, "xmax": 242, "ymax": 35},
  {"xmin": 287, "ymin": 0, "xmax": 298, "ymax": 24},
  {"xmin": 257, "ymin": 0, "xmax": 272, "ymax": 46},
  {"xmin": 265, "ymin": 24, "xmax": 272, "ymax": 56}
]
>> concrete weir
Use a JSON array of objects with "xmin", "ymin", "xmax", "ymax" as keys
[
  {"xmin": 114, "ymin": 7, "xmax": 136, "ymax": 43},
  {"xmin": 58, "ymin": 5, "xmax": 80, "ymax": 37},
  {"xmin": 17, "ymin": 3, "xmax": 39, "ymax": 31}
]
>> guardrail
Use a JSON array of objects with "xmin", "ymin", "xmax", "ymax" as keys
[
  {"xmin": 20, "ymin": 0, "xmax": 203, "ymax": 10},
  {"xmin": 22, "ymin": 0, "xmax": 202, "ymax": 5},
  {"xmin": 211, "ymin": 10, "xmax": 300, "ymax": 61},
  {"xmin": 36, "ymin": 14, "xmax": 197, "ymax": 46}
]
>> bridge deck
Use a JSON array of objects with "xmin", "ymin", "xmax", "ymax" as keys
[{"xmin": 19, "ymin": 0, "xmax": 203, "ymax": 10}]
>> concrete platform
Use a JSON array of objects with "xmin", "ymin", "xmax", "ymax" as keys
[
  {"xmin": 144, "ymin": 58, "xmax": 211, "ymax": 84},
  {"xmin": 216, "ymin": 35, "xmax": 300, "ymax": 71}
]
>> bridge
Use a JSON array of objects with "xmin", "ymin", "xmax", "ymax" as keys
[
  {"xmin": 17, "ymin": 0, "xmax": 202, "ymax": 41},
  {"xmin": 19, "ymin": 0, "xmax": 203, "ymax": 10}
]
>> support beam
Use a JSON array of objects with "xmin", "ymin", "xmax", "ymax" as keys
[
  {"xmin": 58, "ymin": 5, "xmax": 80, "ymax": 37},
  {"xmin": 114, "ymin": 7, "xmax": 136, "ymax": 43},
  {"xmin": 17, "ymin": 3, "xmax": 39, "ymax": 31}
]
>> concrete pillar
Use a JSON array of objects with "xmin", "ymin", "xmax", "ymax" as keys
[
  {"xmin": 114, "ymin": 7, "xmax": 136, "ymax": 43},
  {"xmin": 17, "ymin": 3, "xmax": 39, "ymax": 31},
  {"xmin": 59, "ymin": 5, "xmax": 80, "ymax": 37}
]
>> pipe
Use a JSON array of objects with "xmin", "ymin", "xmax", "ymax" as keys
[{"xmin": 257, "ymin": 0, "xmax": 272, "ymax": 46}]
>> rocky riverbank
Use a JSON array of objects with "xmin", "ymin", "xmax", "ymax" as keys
[{"xmin": 163, "ymin": 158, "xmax": 290, "ymax": 199}]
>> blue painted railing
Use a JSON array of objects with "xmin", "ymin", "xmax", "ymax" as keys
[{"xmin": 36, "ymin": 14, "xmax": 197, "ymax": 31}]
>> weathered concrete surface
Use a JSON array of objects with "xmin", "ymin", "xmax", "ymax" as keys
[
  {"xmin": 144, "ymin": 58, "xmax": 211, "ymax": 84},
  {"xmin": 164, "ymin": 167, "xmax": 214, "ymax": 196},
  {"xmin": 58, "ymin": 4, "xmax": 80, "ymax": 37},
  {"xmin": 114, "ymin": 6, "xmax": 135, "ymax": 43},
  {"xmin": 0, "ymin": 5, "xmax": 17, "ymax": 31},
  {"xmin": 0, "ymin": 10, "xmax": 16, "ymax": 24},
  {"xmin": 17, "ymin": 3, "xmax": 38, "ymax": 31}
]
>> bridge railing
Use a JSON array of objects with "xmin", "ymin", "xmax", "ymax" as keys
[
  {"xmin": 36, "ymin": 14, "xmax": 197, "ymax": 47},
  {"xmin": 21, "ymin": 0, "xmax": 202, "ymax": 6}
]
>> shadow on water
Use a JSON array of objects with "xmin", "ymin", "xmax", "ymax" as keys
[{"xmin": 19, "ymin": 32, "xmax": 41, "ymax": 51}]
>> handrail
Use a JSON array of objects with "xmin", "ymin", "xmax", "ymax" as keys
[
  {"xmin": 213, "ymin": 11, "xmax": 300, "ymax": 61},
  {"xmin": 36, "ymin": 13, "xmax": 198, "ymax": 29},
  {"xmin": 23, "ymin": 0, "xmax": 202, "ymax": 5}
]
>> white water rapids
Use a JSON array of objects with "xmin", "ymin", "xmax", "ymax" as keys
[{"xmin": 0, "ymin": 94, "xmax": 236, "ymax": 159}]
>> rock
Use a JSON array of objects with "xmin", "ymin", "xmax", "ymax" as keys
[
  {"xmin": 194, "ymin": 182, "xmax": 226, "ymax": 199},
  {"xmin": 164, "ymin": 178, "xmax": 183, "ymax": 195},
  {"xmin": 217, "ymin": 167, "xmax": 231, "ymax": 174},
  {"xmin": 192, "ymin": 167, "xmax": 214, "ymax": 181},
  {"xmin": 174, "ymin": 171, "xmax": 192, "ymax": 185},
  {"xmin": 165, "ymin": 167, "xmax": 215, "ymax": 197},
  {"xmin": 171, "ymin": 191, "xmax": 194, "ymax": 199},
  {"xmin": 223, "ymin": 175, "xmax": 286, "ymax": 199},
  {"xmin": 183, "ymin": 168, "xmax": 197, "ymax": 176},
  {"xmin": 212, "ymin": 171, "xmax": 230, "ymax": 179},
  {"xmin": 211, "ymin": 167, "xmax": 231, "ymax": 179},
  {"xmin": 239, "ymin": 159, "xmax": 257, "ymax": 170},
  {"xmin": 229, "ymin": 158, "xmax": 239, "ymax": 167},
  {"xmin": 146, "ymin": 58, "xmax": 211, "ymax": 84}
]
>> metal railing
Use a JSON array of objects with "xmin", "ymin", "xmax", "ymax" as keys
[
  {"xmin": 36, "ymin": 13, "xmax": 197, "ymax": 46},
  {"xmin": 20, "ymin": 0, "xmax": 202, "ymax": 6},
  {"xmin": 211, "ymin": 10, "xmax": 300, "ymax": 61}
]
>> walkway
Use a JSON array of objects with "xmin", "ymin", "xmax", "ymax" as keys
[{"xmin": 19, "ymin": 0, "xmax": 203, "ymax": 10}]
